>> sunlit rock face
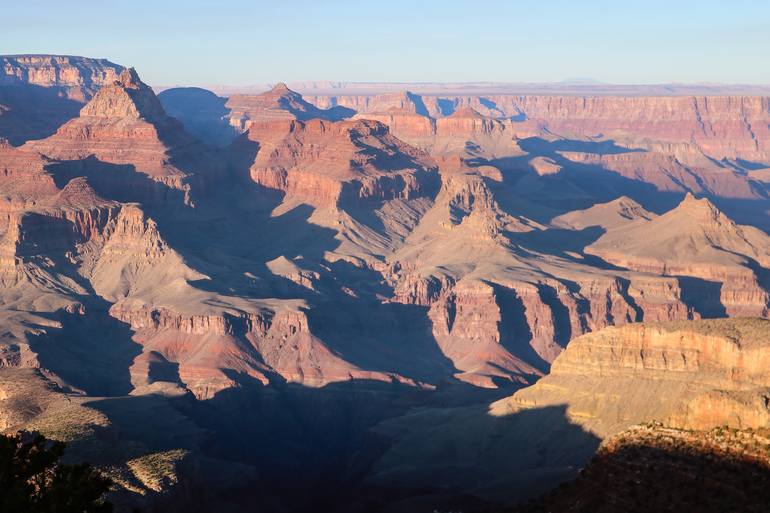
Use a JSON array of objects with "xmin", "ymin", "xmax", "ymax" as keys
[{"xmin": 2, "ymin": 55, "xmax": 770, "ymax": 512}]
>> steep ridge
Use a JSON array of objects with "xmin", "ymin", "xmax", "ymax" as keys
[
  {"xmin": 587, "ymin": 193, "xmax": 770, "ymax": 316},
  {"xmin": 384, "ymin": 166, "xmax": 697, "ymax": 387},
  {"xmin": 0, "ymin": 70, "xmax": 450, "ymax": 399},
  {"xmin": 24, "ymin": 68, "xmax": 215, "ymax": 197}
]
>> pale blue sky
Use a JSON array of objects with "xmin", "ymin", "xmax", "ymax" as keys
[{"xmin": 2, "ymin": 0, "xmax": 769, "ymax": 86}]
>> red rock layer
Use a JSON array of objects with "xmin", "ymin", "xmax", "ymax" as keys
[
  {"xmin": 0, "ymin": 55, "xmax": 124, "ymax": 101},
  {"xmin": 240, "ymin": 117, "xmax": 438, "ymax": 207},
  {"xmin": 24, "ymin": 68, "xmax": 211, "ymax": 195},
  {"xmin": 307, "ymin": 93, "xmax": 770, "ymax": 161}
]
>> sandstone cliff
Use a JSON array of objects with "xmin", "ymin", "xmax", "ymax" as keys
[
  {"xmin": 0, "ymin": 55, "xmax": 123, "ymax": 100},
  {"xmin": 497, "ymin": 318, "xmax": 770, "ymax": 434}
]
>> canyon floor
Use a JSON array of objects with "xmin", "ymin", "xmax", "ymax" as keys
[{"xmin": 1, "ymin": 55, "xmax": 770, "ymax": 512}]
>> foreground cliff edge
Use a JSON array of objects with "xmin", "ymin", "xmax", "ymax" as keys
[
  {"xmin": 371, "ymin": 318, "xmax": 770, "ymax": 510},
  {"xmin": 1, "ymin": 55, "xmax": 770, "ymax": 511}
]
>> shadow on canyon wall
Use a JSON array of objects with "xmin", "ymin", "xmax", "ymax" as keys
[
  {"xmin": 510, "ymin": 435, "xmax": 770, "ymax": 513},
  {"xmin": 158, "ymin": 87, "xmax": 240, "ymax": 148},
  {"xmin": 80, "ymin": 382, "xmax": 598, "ymax": 513},
  {"xmin": 0, "ymin": 84, "xmax": 83, "ymax": 145}
]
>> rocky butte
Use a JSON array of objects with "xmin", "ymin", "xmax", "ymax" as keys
[{"xmin": 0, "ymin": 55, "xmax": 770, "ymax": 512}]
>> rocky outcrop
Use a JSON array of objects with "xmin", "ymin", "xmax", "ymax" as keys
[
  {"xmin": 511, "ymin": 422, "xmax": 770, "ymax": 513},
  {"xmin": 225, "ymin": 83, "xmax": 351, "ymax": 132},
  {"xmin": 1, "ymin": 55, "xmax": 123, "ymax": 100},
  {"xmin": 587, "ymin": 194, "xmax": 770, "ymax": 316},
  {"xmin": 498, "ymin": 318, "xmax": 770, "ymax": 435},
  {"xmin": 350, "ymin": 91, "xmax": 436, "ymax": 147},
  {"xmin": 0, "ymin": 141, "xmax": 59, "ymax": 204},
  {"xmin": 552, "ymin": 196, "xmax": 656, "ymax": 230},
  {"xmin": 24, "ymin": 68, "xmax": 218, "ymax": 199},
  {"xmin": 0, "ymin": 55, "xmax": 125, "ymax": 145},
  {"xmin": 239, "ymin": 117, "xmax": 438, "ymax": 207}
]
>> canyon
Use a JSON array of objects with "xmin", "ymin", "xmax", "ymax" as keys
[{"xmin": 1, "ymin": 55, "xmax": 770, "ymax": 512}]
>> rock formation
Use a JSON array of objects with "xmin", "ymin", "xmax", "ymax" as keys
[
  {"xmin": 1, "ymin": 55, "xmax": 770, "ymax": 513},
  {"xmin": 308, "ymin": 93, "xmax": 770, "ymax": 162},
  {"xmin": 0, "ymin": 54, "xmax": 123, "ymax": 100},
  {"xmin": 370, "ymin": 318, "xmax": 770, "ymax": 508},
  {"xmin": 498, "ymin": 318, "xmax": 770, "ymax": 435},
  {"xmin": 236, "ymin": 117, "xmax": 438, "ymax": 207},
  {"xmin": 24, "ymin": 68, "xmax": 222, "ymax": 202},
  {"xmin": 0, "ymin": 55, "xmax": 124, "ymax": 144},
  {"xmin": 551, "ymin": 196, "xmax": 656, "ymax": 230},
  {"xmin": 587, "ymin": 193, "xmax": 770, "ymax": 316},
  {"xmin": 225, "ymin": 83, "xmax": 351, "ymax": 132}
]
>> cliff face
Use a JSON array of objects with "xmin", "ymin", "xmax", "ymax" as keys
[
  {"xmin": 0, "ymin": 55, "xmax": 125, "ymax": 145},
  {"xmin": 367, "ymin": 318, "xmax": 770, "ymax": 509},
  {"xmin": 225, "ymin": 83, "xmax": 351, "ymax": 132},
  {"xmin": 238, "ymin": 117, "xmax": 439, "ymax": 207},
  {"xmin": 0, "ymin": 55, "xmax": 124, "ymax": 100},
  {"xmin": 498, "ymin": 318, "xmax": 770, "ymax": 435},
  {"xmin": 508, "ymin": 95, "xmax": 770, "ymax": 161},
  {"xmin": 307, "ymin": 93, "xmax": 770, "ymax": 161},
  {"xmin": 23, "ymin": 68, "xmax": 223, "ymax": 205}
]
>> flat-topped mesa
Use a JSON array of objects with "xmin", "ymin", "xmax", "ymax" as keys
[
  {"xmin": 0, "ymin": 54, "xmax": 124, "ymax": 100},
  {"xmin": 242, "ymin": 117, "xmax": 438, "ymax": 207},
  {"xmin": 498, "ymin": 318, "xmax": 770, "ymax": 435}
]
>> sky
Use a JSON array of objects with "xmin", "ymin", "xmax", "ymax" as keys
[{"xmin": 2, "ymin": 0, "xmax": 769, "ymax": 87}]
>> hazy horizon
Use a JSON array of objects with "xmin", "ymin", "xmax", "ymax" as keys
[{"xmin": 2, "ymin": 0, "xmax": 769, "ymax": 87}]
